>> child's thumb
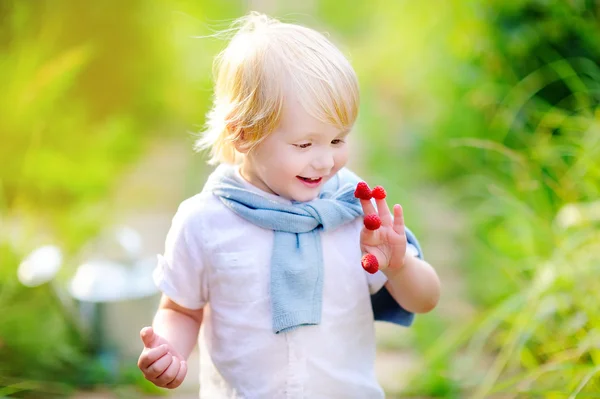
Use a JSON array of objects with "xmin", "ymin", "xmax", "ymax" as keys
[{"xmin": 140, "ymin": 326, "xmax": 158, "ymax": 348}]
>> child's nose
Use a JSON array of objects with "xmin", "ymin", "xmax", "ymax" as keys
[{"xmin": 312, "ymin": 150, "xmax": 335, "ymax": 172}]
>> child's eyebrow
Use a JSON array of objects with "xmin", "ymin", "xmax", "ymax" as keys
[{"xmin": 296, "ymin": 130, "xmax": 350, "ymax": 140}]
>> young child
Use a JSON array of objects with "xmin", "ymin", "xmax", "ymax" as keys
[{"xmin": 137, "ymin": 12, "xmax": 440, "ymax": 398}]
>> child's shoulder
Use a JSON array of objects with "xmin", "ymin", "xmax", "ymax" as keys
[
  {"xmin": 171, "ymin": 189, "xmax": 231, "ymax": 231},
  {"xmin": 337, "ymin": 167, "xmax": 362, "ymax": 184}
]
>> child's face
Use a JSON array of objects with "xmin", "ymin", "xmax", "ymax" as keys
[{"xmin": 240, "ymin": 94, "xmax": 350, "ymax": 202}]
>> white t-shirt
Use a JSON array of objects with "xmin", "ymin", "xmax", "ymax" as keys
[{"xmin": 153, "ymin": 166, "xmax": 410, "ymax": 398}]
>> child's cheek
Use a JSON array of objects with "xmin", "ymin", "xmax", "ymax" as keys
[{"xmin": 335, "ymin": 148, "xmax": 349, "ymax": 169}]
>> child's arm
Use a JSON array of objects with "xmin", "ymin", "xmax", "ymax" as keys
[
  {"xmin": 383, "ymin": 251, "xmax": 440, "ymax": 313},
  {"xmin": 138, "ymin": 294, "xmax": 203, "ymax": 389},
  {"xmin": 152, "ymin": 295, "xmax": 203, "ymax": 358},
  {"xmin": 359, "ymin": 195, "xmax": 440, "ymax": 314}
]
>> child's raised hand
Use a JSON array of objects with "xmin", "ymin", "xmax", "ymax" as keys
[
  {"xmin": 138, "ymin": 326, "xmax": 188, "ymax": 389},
  {"xmin": 355, "ymin": 183, "xmax": 407, "ymax": 274}
]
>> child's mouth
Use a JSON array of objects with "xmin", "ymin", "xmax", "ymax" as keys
[{"xmin": 297, "ymin": 176, "xmax": 322, "ymax": 187}]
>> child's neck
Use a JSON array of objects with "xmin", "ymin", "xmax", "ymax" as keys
[{"xmin": 235, "ymin": 164, "xmax": 292, "ymax": 204}]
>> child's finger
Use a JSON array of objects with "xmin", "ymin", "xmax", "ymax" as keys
[
  {"xmin": 363, "ymin": 214, "xmax": 382, "ymax": 231},
  {"xmin": 360, "ymin": 223, "xmax": 377, "ymax": 246},
  {"xmin": 392, "ymin": 204, "xmax": 406, "ymax": 235},
  {"xmin": 156, "ymin": 356, "xmax": 181, "ymax": 387},
  {"xmin": 360, "ymin": 198, "xmax": 377, "ymax": 216},
  {"xmin": 144, "ymin": 353, "xmax": 173, "ymax": 380},
  {"xmin": 140, "ymin": 326, "xmax": 159, "ymax": 348},
  {"xmin": 166, "ymin": 360, "xmax": 188, "ymax": 389},
  {"xmin": 375, "ymin": 198, "xmax": 393, "ymax": 226},
  {"xmin": 138, "ymin": 344, "xmax": 169, "ymax": 370}
]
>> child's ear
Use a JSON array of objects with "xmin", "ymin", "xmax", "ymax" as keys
[
  {"xmin": 234, "ymin": 140, "xmax": 248, "ymax": 154},
  {"xmin": 232, "ymin": 128, "xmax": 250, "ymax": 154},
  {"xmin": 226, "ymin": 120, "xmax": 247, "ymax": 153}
]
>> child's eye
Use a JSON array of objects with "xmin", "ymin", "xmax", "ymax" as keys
[
  {"xmin": 331, "ymin": 139, "xmax": 345, "ymax": 145},
  {"xmin": 295, "ymin": 143, "xmax": 312, "ymax": 149}
]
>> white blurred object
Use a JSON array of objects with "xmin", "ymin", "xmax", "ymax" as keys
[
  {"xmin": 115, "ymin": 226, "xmax": 143, "ymax": 260},
  {"xmin": 63, "ymin": 225, "xmax": 160, "ymax": 360},
  {"xmin": 68, "ymin": 255, "xmax": 160, "ymax": 361},
  {"xmin": 68, "ymin": 257, "xmax": 157, "ymax": 302},
  {"xmin": 556, "ymin": 201, "xmax": 600, "ymax": 229},
  {"xmin": 17, "ymin": 245, "xmax": 63, "ymax": 287}
]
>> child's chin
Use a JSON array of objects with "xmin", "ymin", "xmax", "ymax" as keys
[{"xmin": 291, "ymin": 192, "xmax": 319, "ymax": 203}]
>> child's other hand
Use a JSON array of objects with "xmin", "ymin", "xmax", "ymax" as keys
[
  {"xmin": 137, "ymin": 326, "xmax": 188, "ymax": 389},
  {"xmin": 359, "ymin": 193, "xmax": 407, "ymax": 273}
]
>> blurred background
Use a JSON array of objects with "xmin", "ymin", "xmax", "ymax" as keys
[{"xmin": 2, "ymin": 0, "xmax": 600, "ymax": 398}]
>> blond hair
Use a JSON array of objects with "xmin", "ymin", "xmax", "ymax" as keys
[{"xmin": 195, "ymin": 12, "xmax": 360, "ymax": 165}]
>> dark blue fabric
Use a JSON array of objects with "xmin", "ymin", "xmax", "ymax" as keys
[{"xmin": 370, "ymin": 227, "xmax": 423, "ymax": 327}]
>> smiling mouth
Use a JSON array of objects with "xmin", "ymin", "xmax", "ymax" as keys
[{"xmin": 297, "ymin": 176, "xmax": 322, "ymax": 184}]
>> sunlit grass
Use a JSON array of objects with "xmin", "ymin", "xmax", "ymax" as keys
[
  {"xmin": 0, "ymin": 1, "xmax": 238, "ymax": 395},
  {"xmin": 354, "ymin": 1, "xmax": 600, "ymax": 395},
  {"xmin": 401, "ymin": 55, "xmax": 600, "ymax": 396}
]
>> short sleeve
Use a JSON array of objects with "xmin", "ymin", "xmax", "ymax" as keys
[
  {"xmin": 368, "ymin": 226, "xmax": 423, "ymax": 327},
  {"xmin": 153, "ymin": 201, "xmax": 208, "ymax": 309}
]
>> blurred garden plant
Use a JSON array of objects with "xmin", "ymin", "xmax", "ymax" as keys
[
  {"xmin": 0, "ymin": 0, "xmax": 239, "ymax": 396},
  {"xmin": 354, "ymin": 1, "xmax": 600, "ymax": 397}
]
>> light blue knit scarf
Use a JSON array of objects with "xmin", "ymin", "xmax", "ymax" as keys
[{"xmin": 207, "ymin": 164, "xmax": 363, "ymax": 334}]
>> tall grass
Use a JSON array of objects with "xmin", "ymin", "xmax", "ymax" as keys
[
  {"xmin": 401, "ymin": 53, "xmax": 600, "ymax": 398},
  {"xmin": 461, "ymin": 60, "xmax": 599, "ymax": 396},
  {"xmin": 346, "ymin": 0, "xmax": 600, "ymax": 396}
]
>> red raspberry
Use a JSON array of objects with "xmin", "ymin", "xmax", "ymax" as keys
[
  {"xmin": 361, "ymin": 254, "xmax": 379, "ymax": 274},
  {"xmin": 363, "ymin": 214, "xmax": 381, "ymax": 230},
  {"xmin": 371, "ymin": 186, "xmax": 387, "ymax": 200},
  {"xmin": 354, "ymin": 182, "xmax": 372, "ymax": 200}
]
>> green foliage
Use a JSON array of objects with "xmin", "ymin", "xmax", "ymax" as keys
[
  {"xmin": 0, "ymin": 244, "xmax": 83, "ymax": 398},
  {"xmin": 0, "ymin": 0, "xmax": 242, "ymax": 395},
  {"xmin": 355, "ymin": 0, "xmax": 600, "ymax": 397}
]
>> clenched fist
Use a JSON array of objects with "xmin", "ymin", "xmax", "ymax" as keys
[{"xmin": 137, "ymin": 327, "xmax": 188, "ymax": 389}]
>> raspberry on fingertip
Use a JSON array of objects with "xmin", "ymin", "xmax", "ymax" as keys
[
  {"xmin": 354, "ymin": 182, "xmax": 372, "ymax": 200},
  {"xmin": 361, "ymin": 254, "xmax": 379, "ymax": 274},
  {"xmin": 363, "ymin": 214, "xmax": 381, "ymax": 230},
  {"xmin": 371, "ymin": 186, "xmax": 387, "ymax": 200}
]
